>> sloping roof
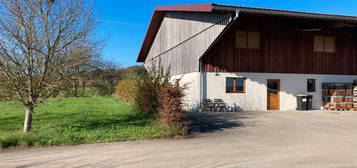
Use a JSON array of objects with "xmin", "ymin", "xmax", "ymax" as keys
[
  {"xmin": 137, "ymin": 4, "xmax": 213, "ymax": 62},
  {"xmin": 137, "ymin": 3, "xmax": 357, "ymax": 62}
]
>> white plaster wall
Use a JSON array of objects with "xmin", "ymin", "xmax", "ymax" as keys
[
  {"xmin": 204, "ymin": 72, "xmax": 357, "ymax": 111},
  {"xmin": 171, "ymin": 72, "xmax": 201, "ymax": 111}
]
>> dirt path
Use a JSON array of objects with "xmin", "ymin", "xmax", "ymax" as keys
[{"xmin": 2, "ymin": 111, "xmax": 357, "ymax": 168}]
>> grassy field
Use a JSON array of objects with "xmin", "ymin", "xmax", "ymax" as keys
[{"xmin": 0, "ymin": 97, "xmax": 171, "ymax": 149}]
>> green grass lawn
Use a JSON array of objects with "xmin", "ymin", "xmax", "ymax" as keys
[{"xmin": 0, "ymin": 97, "xmax": 171, "ymax": 148}]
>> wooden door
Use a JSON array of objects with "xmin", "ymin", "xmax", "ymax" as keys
[{"xmin": 267, "ymin": 79, "xmax": 280, "ymax": 110}]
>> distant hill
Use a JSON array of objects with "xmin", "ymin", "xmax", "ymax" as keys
[{"xmin": 122, "ymin": 65, "xmax": 146, "ymax": 79}]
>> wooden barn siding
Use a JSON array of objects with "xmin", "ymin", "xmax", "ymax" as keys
[
  {"xmin": 145, "ymin": 11, "xmax": 231, "ymax": 75},
  {"xmin": 202, "ymin": 15, "xmax": 357, "ymax": 75}
]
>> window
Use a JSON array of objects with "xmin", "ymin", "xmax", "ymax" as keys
[
  {"xmin": 226, "ymin": 77, "xmax": 246, "ymax": 93},
  {"xmin": 313, "ymin": 36, "xmax": 335, "ymax": 52},
  {"xmin": 235, "ymin": 31, "xmax": 260, "ymax": 49},
  {"xmin": 307, "ymin": 79, "xmax": 316, "ymax": 92}
]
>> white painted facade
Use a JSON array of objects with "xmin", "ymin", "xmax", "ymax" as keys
[
  {"xmin": 173, "ymin": 72, "xmax": 357, "ymax": 112},
  {"xmin": 171, "ymin": 72, "xmax": 201, "ymax": 111}
]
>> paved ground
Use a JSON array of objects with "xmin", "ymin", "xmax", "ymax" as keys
[{"xmin": 2, "ymin": 110, "xmax": 357, "ymax": 168}]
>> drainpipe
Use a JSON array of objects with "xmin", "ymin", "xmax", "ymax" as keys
[
  {"xmin": 199, "ymin": 57, "xmax": 204, "ymax": 112},
  {"xmin": 198, "ymin": 10, "xmax": 240, "ymax": 112}
]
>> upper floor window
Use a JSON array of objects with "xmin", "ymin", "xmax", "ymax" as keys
[
  {"xmin": 313, "ymin": 36, "xmax": 335, "ymax": 53},
  {"xmin": 235, "ymin": 31, "xmax": 260, "ymax": 49},
  {"xmin": 226, "ymin": 77, "xmax": 246, "ymax": 93}
]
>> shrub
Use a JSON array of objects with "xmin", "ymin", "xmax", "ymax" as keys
[
  {"xmin": 158, "ymin": 83, "xmax": 186, "ymax": 124},
  {"xmin": 158, "ymin": 83, "xmax": 188, "ymax": 135},
  {"xmin": 135, "ymin": 66, "xmax": 170, "ymax": 116},
  {"xmin": 115, "ymin": 79, "xmax": 137, "ymax": 104},
  {"xmin": 133, "ymin": 65, "xmax": 188, "ymax": 135}
]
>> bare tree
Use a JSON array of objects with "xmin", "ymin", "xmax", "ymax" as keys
[
  {"xmin": 0, "ymin": 0, "xmax": 97, "ymax": 132},
  {"xmin": 68, "ymin": 43, "xmax": 102, "ymax": 97},
  {"xmin": 91, "ymin": 59, "xmax": 122, "ymax": 96}
]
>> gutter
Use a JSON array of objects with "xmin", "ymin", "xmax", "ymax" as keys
[{"xmin": 212, "ymin": 4, "xmax": 357, "ymax": 22}]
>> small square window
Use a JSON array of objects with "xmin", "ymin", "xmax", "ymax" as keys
[
  {"xmin": 313, "ymin": 36, "xmax": 324, "ymax": 52},
  {"xmin": 235, "ymin": 31, "xmax": 248, "ymax": 49},
  {"xmin": 235, "ymin": 31, "xmax": 260, "ymax": 49},
  {"xmin": 226, "ymin": 78, "xmax": 235, "ymax": 93},
  {"xmin": 325, "ymin": 36, "xmax": 335, "ymax": 52},
  {"xmin": 248, "ymin": 32, "xmax": 260, "ymax": 49},
  {"xmin": 313, "ymin": 36, "xmax": 335, "ymax": 53},
  {"xmin": 307, "ymin": 79, "xmax": 316, "ymax": 92},
  {"xmin": 226, "ymin": 77, "xmax": 246, "ymax": 93}
]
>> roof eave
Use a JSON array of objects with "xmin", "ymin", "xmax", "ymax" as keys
[
  {"xmin": 212, "ymin": 4, "xmax": 357, "ymax": 22},
  {"xmin": 155, "ymin": 4, "xmax": 213, "ymax": 12},
  {"xmin": 137, "ymin": 11, "xmax": 165, "ymax": 62}
]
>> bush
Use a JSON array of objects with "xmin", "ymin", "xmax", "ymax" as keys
[
  {"xmin": 158, "ymin": 83, "xmax": 186, "ymax": 124},
  {"xmin": 135, "ymin": 66, "xmax": 170, "ymax": 116},
  {"xmin": 115, "ymin": 79, "xmax": 137, "ymax": 104},
  {"xmin": 133, "ymin": 65, "xmax": 188, "ymax": 135},
  {"xmin": 158, "ymin": 83, "xmax": 188, "ymax": 135}
]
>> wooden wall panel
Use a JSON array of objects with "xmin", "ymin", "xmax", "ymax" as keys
[
  {"xmin": 203, "ymin": 14, "xmax": 357, "ymax": 75},
  {"xmin": 145, "ymin": 11, "xmax": 232, "ymax": 75}
]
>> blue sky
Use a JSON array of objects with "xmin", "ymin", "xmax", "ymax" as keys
[{"xmin": 94, "ymin": 0, "xmax": 357, "ymax": 67}]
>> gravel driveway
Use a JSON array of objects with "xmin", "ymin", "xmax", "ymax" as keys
[{"xmin": 2, "ymin": 110, "xmax": 357, "ymax": 168}]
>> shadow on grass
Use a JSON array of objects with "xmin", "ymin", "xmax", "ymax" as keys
[{"xmin": 187, "ymin": 112, "xmax": 254, "ymax": 134}]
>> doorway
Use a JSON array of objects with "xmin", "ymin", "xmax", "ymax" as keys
[{"xmin": 267, "ymin": 79, "xmax": 280, "ymax": 110}]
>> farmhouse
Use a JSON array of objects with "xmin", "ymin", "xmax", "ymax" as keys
[{"xmin": 137, "ymin": 4, "xmax": 357, "ymax": 111}]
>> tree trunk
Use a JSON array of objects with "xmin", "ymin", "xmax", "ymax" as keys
[
  {"xmin": 74, "ymin": 78, "xmax": 78, "ymax": 97},
  {"xmin": 81, "ymin": 80, "xmax": 86, "ymax": 97},
  {"xmin": 23, "ymin": 107, "xmax": 33, "ymax": 133}
]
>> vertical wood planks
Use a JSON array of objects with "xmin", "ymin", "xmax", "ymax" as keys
[
  {"xmin": 203, "ymin": 14, "xmax": 357, "ymax": 75},
  {"xmin": 144, "ymin": 11, "xmax": 231, "ymax": 75}
]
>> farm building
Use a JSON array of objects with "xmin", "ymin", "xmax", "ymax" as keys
[{"xmin": 137, "ymin": 4, "xmax": 357, "ymax": 111}]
